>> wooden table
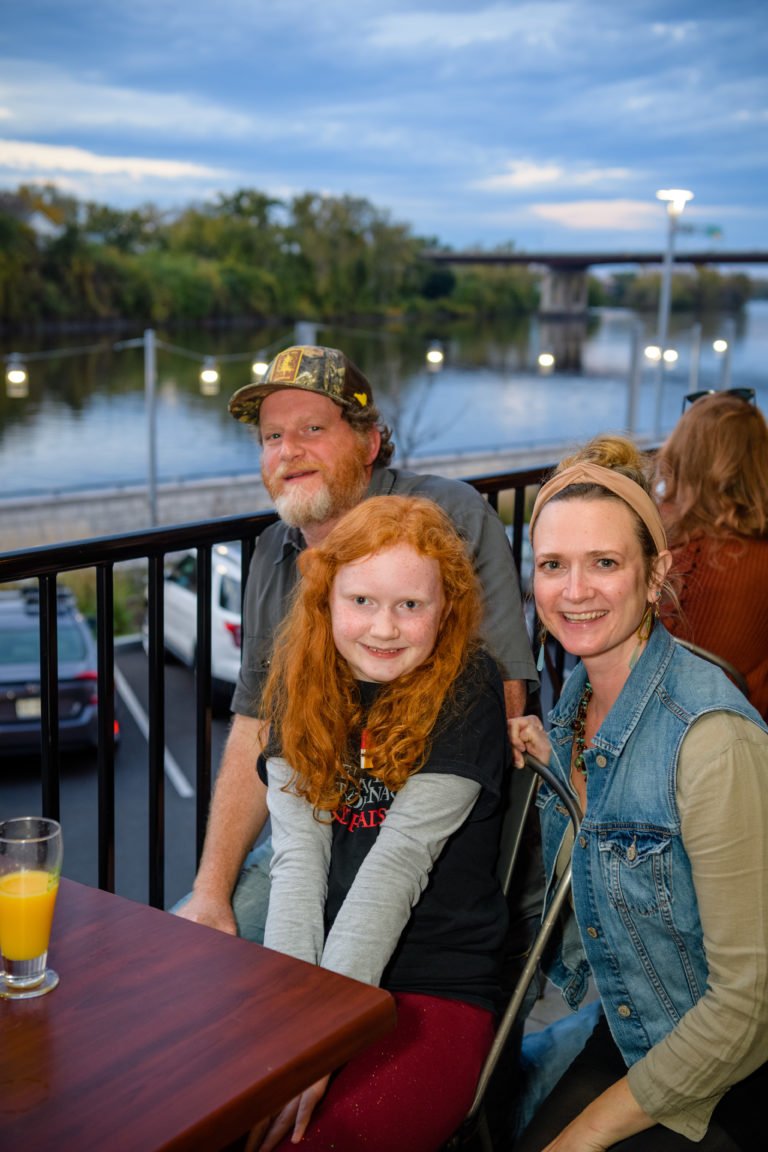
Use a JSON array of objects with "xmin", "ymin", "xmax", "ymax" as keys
[{"xmin": 0, "ymin": 879, "xmax": 396, "ymax": 1151}]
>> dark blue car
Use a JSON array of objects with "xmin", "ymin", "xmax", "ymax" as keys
[{"xmin": 0, "ymin": 586, "xmax": 119, "ymax": 754}]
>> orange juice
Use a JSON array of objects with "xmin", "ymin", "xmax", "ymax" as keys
[{"xmin": 0, "ymin": 870, "xmax": 59, "ymax": 960}]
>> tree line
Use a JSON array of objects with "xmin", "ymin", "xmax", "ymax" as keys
[{"xmin": 0, "ymin": 184, "xmax": 755, "ymax": 331}]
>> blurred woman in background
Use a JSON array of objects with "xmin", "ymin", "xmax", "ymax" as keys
[{"xmin": 654, "ymin": 392, "xmax": 768, "ymax": 718}]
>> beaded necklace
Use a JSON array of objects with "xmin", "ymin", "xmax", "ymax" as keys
[{"xmin": 571, "ymin": 681, "xmax": 593, "ymax": 776}]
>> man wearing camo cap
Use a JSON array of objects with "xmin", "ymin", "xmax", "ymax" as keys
[{"xmin": 176, "ymin": 344, "xmax": 538, "ymax": 941}]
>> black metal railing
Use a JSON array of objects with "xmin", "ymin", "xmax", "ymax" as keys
[{"xmin": 0, "ymin": 464, "xmax": 552, "ymax": 908}]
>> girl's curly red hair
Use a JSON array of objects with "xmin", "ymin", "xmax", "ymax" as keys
[{"xmin": 260, "ymin": 495, "xmax": 483, "ymax": 810}]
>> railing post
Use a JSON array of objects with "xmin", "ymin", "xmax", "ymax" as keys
[
  {"xmin": 146, "ymin": 552, "xmax": 166, "ymax": 909},
  {"xmin": 145, "ymin": 329, "xmax": 158, "ymax": 527},
  {"xmin": 96, "ymin": 564, "xmax": 117, "ymax": 892},
  {"xmin": 195, "ymin": 546, "xmax": 213, "ymax": 862},
  {"xmin": 38, "ymin": 574, "xmax": 61, "ymax": 820}
]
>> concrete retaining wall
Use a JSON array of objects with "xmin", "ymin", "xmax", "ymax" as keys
[
  {"xmin": 0, "ymin": 445, "xmax": 574, "ymax": 552},
  {"xmin": 0, "ymin": 473, "xmax": 273, "ymax": 551}
]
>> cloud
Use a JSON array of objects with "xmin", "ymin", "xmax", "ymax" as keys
[
  {"xmin": 0, "ymin": 60, "xmax": 258, "ymax": 142},
  {"xmin": 650, "ymin": 21, "xmax": 699, "ymax": 45},
  {"xmin": 0, "ymin": 139, "xmax": 229, "ymax": 181},
  {"xmin": 530, "ymin": 200, "xmax": 661, "ymax": 232},
  {"xmin": 367, "ymin": 2, "xmax": 569, "ymax": 51},
  {"xmin": 474, "ymin": 160, "xmax": 633, "ymax": 192}
]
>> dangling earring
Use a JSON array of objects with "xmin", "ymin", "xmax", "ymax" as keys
[
  {"xmin": 638, "ymin": 603, "xmax": 655, "ymax": 642},
  {"xmin": 629, "ymin": 598, "xmax": 657, "ymax": 670},
  {"xmin": 536, "ymin": 627, "xmax": 547, "ymax": 673}
]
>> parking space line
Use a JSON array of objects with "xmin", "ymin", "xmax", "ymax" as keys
[{"xmin": 114, "ymin": 668, "xmax": 195, "ymax": 799}]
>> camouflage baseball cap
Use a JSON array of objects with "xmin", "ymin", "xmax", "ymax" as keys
[{"xmin": 228, "ymin": 345, "xmax": 374, "ymax": 425}]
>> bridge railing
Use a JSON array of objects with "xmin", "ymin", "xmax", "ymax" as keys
[{"xmin": 0, "ymin": 463, "xmax": 553, "ymax": 908}]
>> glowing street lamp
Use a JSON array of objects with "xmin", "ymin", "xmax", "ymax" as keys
[
  {"xmin": 199, "ymin": 357, "xmax": 220, "ymax": 395},
  {"xmin": 5, "ymin": 355, "xmax": 28, "ymax": 398},
  {"xmin": 425, "ymin": 341, "xmax": 444, "ymax": 371},
  {"xmin": 537, "ymin": 352, "xmax": 556, "ymax": 372},
  {"xmin": 713, "ymin": 317, "xmax": 735, "ymax": 388}
]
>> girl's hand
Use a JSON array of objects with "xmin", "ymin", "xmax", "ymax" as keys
[
  {"xmin": 248, "ymin": 1075, "xmax": 331, "ymax": 1151},
  {"xmin": 508, "ymin": 714, "xmax": 551, "ymax": 769}
]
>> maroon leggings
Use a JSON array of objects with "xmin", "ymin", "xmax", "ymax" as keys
[{"xmin": 271, "ymin": 991, "xmax": 495, "ymax": 1152}]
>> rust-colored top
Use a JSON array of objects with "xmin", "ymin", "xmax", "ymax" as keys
[{"xmin": 662, "ymin": 533, "xmax": 768, "ymax": 720}]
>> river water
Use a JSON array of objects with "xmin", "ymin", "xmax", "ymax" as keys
[{"xmin": 1, "ymin": 304, "xmax": 766, "ymax": 499}]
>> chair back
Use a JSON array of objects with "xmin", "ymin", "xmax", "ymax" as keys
[
  {"xmin": 496, "ymin": 764, "xmax": 538, "ymax": 897},
  {"xmin": 673, "ymin": 637, "xmax": 750, "ymax": 699},
  {"xmin": 445, "ymin": 754, "xmax": 582, "ymax": 1151}
]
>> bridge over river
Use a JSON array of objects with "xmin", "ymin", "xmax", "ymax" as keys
[{"xmin": 423, "ymin": 248, "xmax": 768, "ymax": 319}]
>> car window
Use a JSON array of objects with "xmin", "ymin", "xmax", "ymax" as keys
[
  {"xmin": 0, "ymin": 621, "xmax": 88, "ymax": 665},
  {"xmin": 169, "ymin": 555, "xmax": 197, "ymax": 592},
  {"xmin": 219, "ymin": 574, "xmax": 241, "ymax": 613}
]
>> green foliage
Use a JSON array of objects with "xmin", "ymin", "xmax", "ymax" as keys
[
  {"xmin": 448, "ymin": 265, "xmax": 538, "ymax": 318},
  {"xmin": 64, "ymin": 566, "xmax": 147, "ymax": 637},
  {"xmin": 604, "ymin": 269, "xmax": 753, "ymax": 313},
  {"xmin": 0, "ymin": 183, "xmax": 756, "ymax": 330},
  {"xmin": 0, "ymin": 212, "xmax": 42, "ymax": 324}
]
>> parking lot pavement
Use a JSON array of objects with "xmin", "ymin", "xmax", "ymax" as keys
[{"xmin": 0, "ymin": 641, "xmax": 233, "ymax": 910}]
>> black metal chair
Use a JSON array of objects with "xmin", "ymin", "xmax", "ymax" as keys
[{"xmin": 444, "ymin": 753, "xmax": 582, "ymax": 1152}]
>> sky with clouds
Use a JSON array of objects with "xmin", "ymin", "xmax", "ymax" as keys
[{"xmin": 1, "ymin": 0, "xmax": 767, "ymax": 255}]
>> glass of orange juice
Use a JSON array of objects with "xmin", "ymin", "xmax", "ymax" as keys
[{"xmin": 0, "ymin": 817, "xmax": 63, "ymax": 999}]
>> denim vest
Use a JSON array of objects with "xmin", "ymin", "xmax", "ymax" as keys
[{"xmin": 538, "ymin": 623, "xmax": 767, "ymax": 1067}]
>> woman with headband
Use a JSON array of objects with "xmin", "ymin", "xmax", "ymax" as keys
[{"xmin": 509, "ymin": 435, "xmax": 768, "ymax": 1151}]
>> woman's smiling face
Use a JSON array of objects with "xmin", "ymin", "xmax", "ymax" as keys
[{"xmin": 532, "ymin": 496, "xmax": 662, "ymax": 670}]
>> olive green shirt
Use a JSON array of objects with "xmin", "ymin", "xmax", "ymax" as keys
[{"xmin": 626, "ymin": 711, "xmax": 768, "ymax": 1140}]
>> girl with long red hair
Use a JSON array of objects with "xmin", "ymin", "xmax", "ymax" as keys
[{"xmin": 251, "ymin": 495, "xmax": 509, "ymax": 1152}]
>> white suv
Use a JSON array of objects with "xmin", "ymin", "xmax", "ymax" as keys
[{"xmin": 148, "ymin": 543, "xmax": 243, "ymax": 709}]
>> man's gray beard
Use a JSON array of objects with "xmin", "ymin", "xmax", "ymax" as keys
[
  {"xmin": 272, "ymin": 484, "xmax": 335, "ymax": 528},
  {"xmin": 269, "ymin": 471, "xmax": 368, "ymax": 529}
]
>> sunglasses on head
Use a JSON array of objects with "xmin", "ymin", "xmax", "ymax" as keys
[{"xmin": 682, "ymin": 388, "xmax": 756, "ymax": 413}]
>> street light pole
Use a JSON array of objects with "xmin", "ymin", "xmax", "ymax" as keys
[
  {"xmin": 653, "ymin": 188, "xmax": 693, "ymax": 434},
  {"xmin": 114, "ymin": 328, "xmax": 158, "ymax": 525},
  {"xmin": 144, "ymin": 328, "xmax": 158, "ymax": 526},
  {"xmin": 656, "ymin": 188, "xmax": 693, "ymax": 356}
]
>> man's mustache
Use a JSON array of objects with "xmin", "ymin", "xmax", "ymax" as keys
[{"xmin": 270, "ymin": 462, "xmax": 324, "ymax": 483}]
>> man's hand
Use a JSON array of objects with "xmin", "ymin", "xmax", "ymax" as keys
[
  {"xmin": 180, "ymin": 714, "xmax": 268, "ymax": 932},
  {"xmin": 174, "ymin": 892, "xmax": 238, "ymax": 935}
]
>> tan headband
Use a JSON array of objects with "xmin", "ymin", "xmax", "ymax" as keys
[{"xmin": 529, "ymin": 462, "xmax": 668, "ymax": 554}]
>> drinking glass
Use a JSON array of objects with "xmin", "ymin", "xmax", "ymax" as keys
[{"xmin": 0, "ymin": 817, "xmax": 63, "ymax": 999}]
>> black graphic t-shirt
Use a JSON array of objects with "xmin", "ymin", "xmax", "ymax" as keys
[
  {"xmin": 260, "ymin": 648, "xmax": 509, "ymax": 1009},
  {"xmin": 325, "ymin": 649, "xmax": 509, "ymax": 1009}
]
